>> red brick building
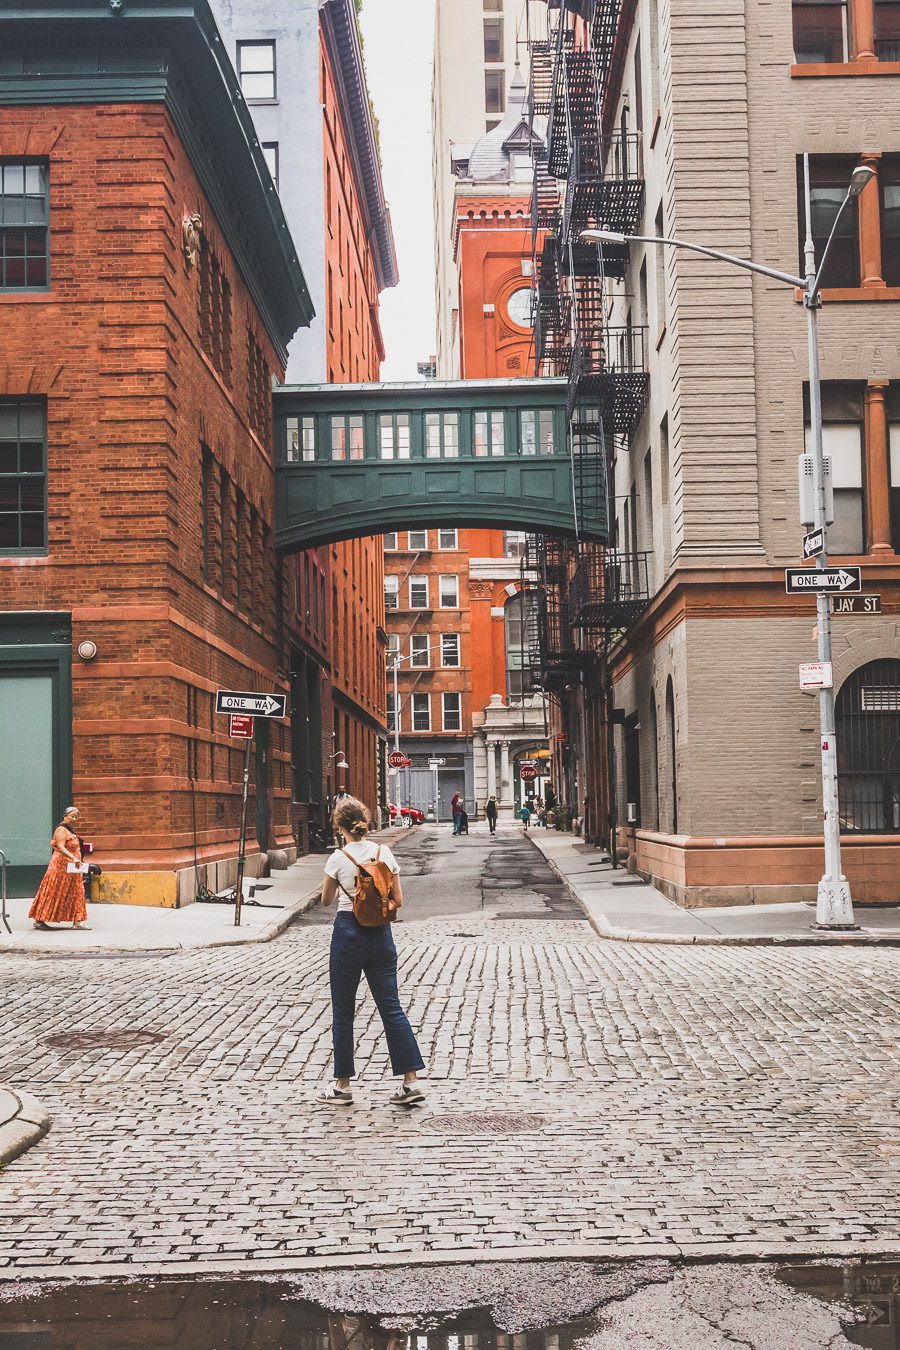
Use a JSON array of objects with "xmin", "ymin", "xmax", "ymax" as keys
[
  {"xmin": 0, "ymin": 2, "xmax": 313, "ymax": 901},
  {"xmin": 214, "ymin": 0, "xmax": 397, "ymax": 838}
]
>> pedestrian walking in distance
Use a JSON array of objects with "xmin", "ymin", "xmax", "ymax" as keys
[
  {"xmin": 320, "ymin": 796, "xmax": 426, "ymax": 1108},
  {"xmin": 29, "ymin": 806, "xmax": 90, "ymax": 930},
  {"xmin": 520, "ymin": 802, "xmax": 532, "ymax": 832},
  {"xmin": 451, "ymin": 792, "xmax": 463, "ymax": 836},
  {"xmin": 485, "ymin": 795, "xmax": 498, "ymax": 835}
]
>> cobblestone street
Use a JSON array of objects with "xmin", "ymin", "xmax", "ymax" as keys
[{"xmin": 1, "ymin": 825, "xmax": 900, "ymax": 1276}]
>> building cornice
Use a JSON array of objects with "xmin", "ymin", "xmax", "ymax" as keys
[
  {"xmin": 319, "ymin": 0, "xmax": 399, "ymax": 293},
  {"xmin": 0, "ymin": 0, "xmax": 314, "ymax": 365}
]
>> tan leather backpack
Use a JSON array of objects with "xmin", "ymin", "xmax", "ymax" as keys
[{"xmin": 340, "ymin": 846, "xmax": 400, "ymax": 927}]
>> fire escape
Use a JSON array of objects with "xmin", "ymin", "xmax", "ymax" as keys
[{"xmin": 525, "ymin": 0, "xmax": 652, "ymax": 836}]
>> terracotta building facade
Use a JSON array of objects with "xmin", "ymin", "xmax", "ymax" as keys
[
  {"xmin": 0, "ymin": 2, "xmax": 313, "ymax": 901},
  {"xmin": 390, "ymin": 67, "xmax": 551, "ymax": 821}
]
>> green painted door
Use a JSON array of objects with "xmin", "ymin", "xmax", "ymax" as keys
[{"xmin": 0, "ymin": 672, "xmax": 54, "ymax": 897}]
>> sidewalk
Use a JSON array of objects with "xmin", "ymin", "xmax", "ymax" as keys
[
  {"xmin": 0, "ymin": 828, "xmax": 410, "ymax": 954},
  {"xmin": 530, "ymin": 829, "xmax": 900, "ymax": 945}
]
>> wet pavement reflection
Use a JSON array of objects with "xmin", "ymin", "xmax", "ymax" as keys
[
  {"xmin": 1, "ymin": 1261, "xmax": 900, "ymax": 1349},
  {"xmin": 0, "ymin": 1279, "xmax": 590, "ymax": 1350}
]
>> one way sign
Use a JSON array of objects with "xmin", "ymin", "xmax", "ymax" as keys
[
  {"xmin": 785, "ymin": 566, "xmax": 862, "ymax": 595},
  {"xmin": 215, "ymin": 689, "xmax": 287, "ymax": 718}
]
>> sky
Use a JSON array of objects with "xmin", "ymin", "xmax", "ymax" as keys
[{"xmin": 359, "ymin": 0, "xmax": 437, "ymax": 381}]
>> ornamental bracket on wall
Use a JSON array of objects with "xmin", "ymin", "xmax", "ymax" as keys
[{"xmin": 182, "ymin": 212, "xmax": 203, "ymax": 270}]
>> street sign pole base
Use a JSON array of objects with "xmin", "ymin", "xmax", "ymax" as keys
[{"xmin": 814, "ymin": 878, "xmax": 857, "ymax": 929}]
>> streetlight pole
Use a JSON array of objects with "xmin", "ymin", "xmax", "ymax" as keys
[{"xmin": 582, "ymin": 158, "xmax": 874, "ymax": 930}]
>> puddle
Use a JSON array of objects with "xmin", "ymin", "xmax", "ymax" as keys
[
  {"xmin": 0, "ymin": 1278, "xmax": 595, "ymax": 1350},
  {"xmin": 0, "ymin": 1260, "xmax": 897, "ymax": 1349},
  {"xmin": 776, "ymin": 1260, "xmax": 900, "ymax": 1347}
]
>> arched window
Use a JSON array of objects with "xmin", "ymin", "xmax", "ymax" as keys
[
  {"xmin": 836, "ymin": 659, "xmax": 900, "ymax": 833},
  {"xmin": 665, "ymin": 677, "xmax": 678, "ymax": 833},
  {"xmin": 647, "ymin": 695, "xmax": 659, "ymax": 831}
]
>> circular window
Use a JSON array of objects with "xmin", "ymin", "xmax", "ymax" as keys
[{"xmin": 505, "ymin": 287, "xmax": 533, "ymax": 329}]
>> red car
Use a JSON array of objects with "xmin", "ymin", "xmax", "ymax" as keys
[{"xmin": 389, "ymin": 804, "xmax": 426, "ymax": 825}]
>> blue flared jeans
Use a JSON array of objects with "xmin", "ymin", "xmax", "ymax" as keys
[{"xmin": 329, "ymin": 912, "xmax": 425, "ymax": 1081}]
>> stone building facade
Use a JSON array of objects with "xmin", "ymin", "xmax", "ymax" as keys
[{"xmin": 589, "ymin": 0, "xmax": 900, "ymax": 902}]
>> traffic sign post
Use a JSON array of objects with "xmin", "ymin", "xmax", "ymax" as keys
[
  {"xmin": 520, "ymin": 763, "xmax": 538, "ymax": 782},
  {"xmin": 388, "ymin": 750, "xmax": 406, "ymax": 769},
  {"xmin": 785, "ymin": 566, "xmax": 861, "ymax": 594},
  {"xmin": 214, "ymin": 690, "xmax": 286, "ymax": 927}
]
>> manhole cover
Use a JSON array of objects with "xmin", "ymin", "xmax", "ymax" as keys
[
  {"xmin": 44, "ymin": 1029, "xmax": 168, "ymax": 1052},
  {"xmin": 423, "ymin": 1112, "xmax": 546, "ymax": 1135}
]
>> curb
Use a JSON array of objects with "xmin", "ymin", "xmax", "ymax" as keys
[
  {"xmin": 528, "ymin": 835, "xmax": 900, "ymax": 948},
  {"xmin": 4, "ymin": 1238, "xmax": 900, "ymax": 1282},
  {"xmin": 0, "ymin": 1087, "xmax": 50, "ymax": 1168}
]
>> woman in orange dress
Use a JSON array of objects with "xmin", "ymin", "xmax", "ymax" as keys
[{"xmin": 29, "ymin": 806, "xmax": 89, "ymax": 930}]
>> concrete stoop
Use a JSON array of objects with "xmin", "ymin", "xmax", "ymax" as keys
[{"xmin": 0, "ymin": 1087, "xmax": 49, "ymax": 1167}]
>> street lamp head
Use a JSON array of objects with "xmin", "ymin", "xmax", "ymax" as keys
[
  {"xmin": 336, "ymin": 758, "xmax": 349, "ymax": 771},
  {"xmin": 848, "ymin": 164, "xmax": 876, "ymax": 197},
  {"xmin": 580, "ymin": 228, "xmax": 628, "ymax": 246}
]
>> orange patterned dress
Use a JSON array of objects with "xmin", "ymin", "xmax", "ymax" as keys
[{"xmin": 28, "ymin": 830, "xmax": 87, "ymax": 925}]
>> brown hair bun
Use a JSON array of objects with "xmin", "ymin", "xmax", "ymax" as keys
[{"xmin": 332, "ymin": 795, "xmax": 371, "ymax": 840}]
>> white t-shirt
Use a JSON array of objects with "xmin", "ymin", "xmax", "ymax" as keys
[{"xmin": 324, "ymin": 839, "xmax": 400, "ymax": 914}]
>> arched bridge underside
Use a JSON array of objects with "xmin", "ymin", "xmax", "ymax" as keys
[{"xmin": 274, "ymin": 377, "xmax": 609, "ymax": 551}]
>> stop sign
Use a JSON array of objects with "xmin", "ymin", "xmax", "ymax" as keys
[
  {"xmin": 520, "ymin": 763, "xmax": 538, "ymax": 781},
  {"xmin": 388, "ymin": 751, "xmax": 406, "ymax": 768}
]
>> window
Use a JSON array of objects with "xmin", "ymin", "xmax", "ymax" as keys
[
  {"xmin": 882, "ymin": 166, "xmax": 900, "ymax": 286},
  {"xmin": 442, "ymin": 692, "xmax": 462, "ymax": 733},
  {"xmin": 425, "ymin": 411, "xmax": 460, "ymax": 458},
  {"xmin": 331, "ymin": 414, "xmax": 364, "ymax": 461},
  {"xmin": 438, "ymin": 528, "xmax": 458, "ymax": 549},
  {"xmin": 412, "ymin": 693, "xmax": 431, "ymax": 732},
  {"xmin": 876, "ymin": 0, "xmax": 900, "ymax": 59},
  {"xmin": 0, "ymin": 162, "xmax": 49, "ymax": 290},
  {"xmin": 440, "ymin": 574, "xmax": 459, "ymax": 608},
  {"xmin": 384, "ymin": 574, "xmax": 399, "ymax": 610},
  {"xmin": 485, "ymin": 70, "xmax": 506, "ymax": 115},
  {"xmin": 285, "ymin": 416, "xmax": 315, "ymax": 462},
  {"xmin": 504, "ymin": 530, "xmax": 527, "ymax": 558},
  {"xmin": 261, "ymin": 142, "xmax": 279, "ymax": 188},
  {"xmin": 484, "ymin": 18, "xmax": 504, "ymax": 61},
  {"xmin": 387, "ymin": 632, "xmax": 401, "ymax": 658},
  {"xmin": 379, "ymin": 412, "xmax": 411, "ymax": 460},
  {"xmin": 383, "ymin": 531, "xmax": 398, "ymax": 550},
  {"xmin": 411, "ymin": 635, "xmax": 430, "ymax": 668},
  {"xmin": 408, "ymin": 530, "xmax": 429, "ymax": 551},
  {"xmin": 792, "ymin": 0, "xmax": 848, "ymax": 62},
  {"xmin": 0, "ymin": 400, "xmax": 46, "ymax": 552},
  {"xmin": 633, "ymin": 35, "xmax": 643, "ymax": 135},
  {"xmin": 441, "ymin": 633, "xmax": 461, "ymax": 668},
  {"xmin": 474, "ymin": 410, "xmax": 506, "ymax": 456},
  {"xmin": 409, "ymin": 575, "xmax": 429, "ymax": 609},
  {"xmin": 836, "ymin": 660, "xmax": 900, "ymax": 831},
  {"xmin": 624, "ymin": 718, "xmax": 642, "ymax": 827},
  {"xmin": 801, "ymin": 157, "xmax": 859, "ymax": 288},
  {"xmin": 804, "ymin": 384, "xmax": 865, "ymax": 554},
  {"xmin": 505, "ymin": 592, "xmax": 536, "ymax": 698},
  {"xmin": 890, "ymin": 422, "xmax": 900, "ymax": 551},
  {"xmin": 484, "ymin": 0, "xmax": 503, "ymax": 8},
  {"xmin": 387, "ymin": 691, "xmax": 399, "ymax": 734},
  {"xmin": 237, "ymin": 41, "xmax": 276, "ymax": 100},
  {"xmin": 520, "ymin": 410, "xmax": 555, "ymax": 455},
  {"xmin": 665, "ymin": 677, "xmax": 678, "ymax": 833}
]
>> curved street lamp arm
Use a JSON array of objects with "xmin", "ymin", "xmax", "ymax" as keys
[{"xmin": 580, "ymin": 229, "xmax": 805, "ymax": 289}]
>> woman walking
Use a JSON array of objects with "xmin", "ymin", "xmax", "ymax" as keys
[
  {"xmin": 485, "ymin": 796, "xmax": 498, "ymax": 835},
  {"xmin": 320, "ymin": 796, "xmax": 425, "ymax": 1107},
  {"xmin": 29, "ymin": 806, "xmax": 90, "ymax": 930},
  {"xmin": 450, "ymin": 792, "xmax": 463, "ymax": 836}
]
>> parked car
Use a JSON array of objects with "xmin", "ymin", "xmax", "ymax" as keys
[{"xmin": 389, "ymin": 804, "xmax": 426, "ymax": 825}]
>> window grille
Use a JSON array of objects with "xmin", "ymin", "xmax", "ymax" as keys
[{"xmin": 836, "ymin": 660, "xmax": 900, "ymax": 833}]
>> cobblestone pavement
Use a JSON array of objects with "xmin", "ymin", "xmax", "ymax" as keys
[{"xmin": 1, "ymin": 825, "xmax": 900, "ymax": 1274}]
